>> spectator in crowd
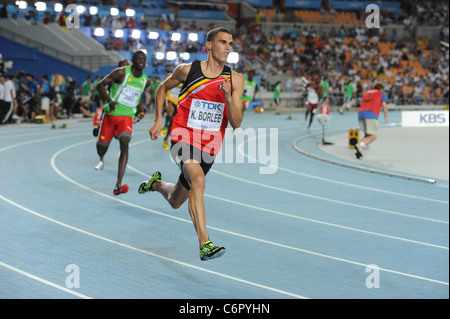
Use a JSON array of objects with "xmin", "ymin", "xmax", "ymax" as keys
[
  {"xmin": 0, "ymin": 4, "xmax": 7, "ymax": 18},
  {"xmin": 43, "ymin": 11, "xmax": 51, "ymax": 24},
  {"xmin": 1, "ymin": 74, "xmax": 17, "ymax": 124},
  {"xmin": 57, "ymin": 11, "xmax": 66, "ymax": 30},
  {"xmin": 39, "ymin": 74, "xmax": 52, "ymax": 122},
  {"xmin": 0, "ymin": 76, "xmax": 6, "ymax": 120},
  {"xmin": 3, "ymin": 0, "xmax": 449, "ymax": 119},
  {"xmin": 19, "ymin": 73, "xmax": 38, "ymax": 122}
]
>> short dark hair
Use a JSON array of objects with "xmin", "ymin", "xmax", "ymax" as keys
[
  {"xmin": 374, "ymin": 82, "xmax": 384, "ymax": 90},
  {"xmin": 206, "ymin": 27, "xmax": 232, "ymax": 42},
  {"xmin": 132, "ymin": 50, "xmax": 146, "ymax": 60}
]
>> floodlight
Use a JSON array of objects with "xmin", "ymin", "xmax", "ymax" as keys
[
  {"xmin": 155, "ymin": 52, "xmax": 165, "ymax": 60},
  {"xmin": 126, "ymin": 9, "xmax": 135, "ymax": 17},
  {"xmin": 35, "ymin": 1, "xmax": 46, "ymax": 11},
  {"xmin": 94, "ymin": 28, "xmax": 105, "ymax": 37},
  {"xmin": 166, "ymin": 51, "xmax": 177, "ymax": 60},
  {"xmin": 171, "ymin": 32, "xmax": 181, "ymax": 42},
  {"xmin": 148, "ymin": 31, "xmax": 159, "ymax": 39},
  {"xmin": 188, "ymin": 33, "xmax": 198, "ymax": 42},
  {"xmin": 76, "ymin": 5, "xmax": 85, "ymax": 14},
  {"xmin": 180, "ymin": 52, "xmax": 190, "ymax": 61},
  {"xmin": 54, "ymin": 3, "xmax": 63, "ymax": 12},
  {"xmin": 89, "ymin": 6, "xmax": 98, "ymax": 15},
  {"xmin": 17, "ymin": 1, "xmax": 27, "ymax": 10},
  {"xmin": 131, "ymin": 29, "xmax": 141, "ymax": 39},
  {"xmin": 114, "ymin": 29, "xmax": 124, "ymax": 38},
  {"xmin": 110, "ymin": 8, "xmax": 119, "ymax": 16}
]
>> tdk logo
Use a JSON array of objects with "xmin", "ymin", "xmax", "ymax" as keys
[
  {"xmin": 420, "ymin": 113, "xmax": 447, "ymax": 124},
  {"xmin": 193, "ymin": 99, "xmax": 223, "ymax": 112}
]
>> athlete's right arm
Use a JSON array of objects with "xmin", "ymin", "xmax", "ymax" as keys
[
  {"xmin": 148, "ymin": 63, "xmax": 190, "ymax": 140},
  {"xmin": 96, "ymin": 68, "xmax": 125, "ymax": 112}
]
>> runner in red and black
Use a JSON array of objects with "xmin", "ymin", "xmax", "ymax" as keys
[{"xmin": 139, "ymin": 27, "xmax": 244, "ymax": 261}]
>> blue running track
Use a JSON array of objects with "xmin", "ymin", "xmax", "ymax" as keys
[{"xmin": 0, "ymin": 110, "xmax": 448, "ymax": 300}]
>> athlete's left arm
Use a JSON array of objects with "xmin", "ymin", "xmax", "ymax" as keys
[{"xmin": 222, "ymin": 70, "xmax": 244, "ymax": 129}]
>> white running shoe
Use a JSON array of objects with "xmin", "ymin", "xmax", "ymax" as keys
[
  {"xmin": 95, "ymin": 161, "xmax": 104, "ymax": 170},
  {"xmin": 359, "ymin": 142, "xmax": 368, "ymax": 149}
]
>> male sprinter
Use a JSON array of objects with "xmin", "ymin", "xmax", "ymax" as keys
[
  {"xmin": 95, "ymin": 51, "xmax": 150, "ymax": 195},
  {"xmin": 139, "ymin": 27, "xmax": 244, "ymax": 261}
]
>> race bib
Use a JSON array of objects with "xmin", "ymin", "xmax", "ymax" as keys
[
  {"xmin": 307, "ymin": 89, "xmax": 319, "ymax": 104},
  {"xmin": 187, "ymin": 98, "xmax": 224, "ymax": 131},
  {"xmin": 244, "ymin": 84, "xmax": 255, "ymax": 97},
  {"xmin": 117, "ymin": 87, "xmax": 140, "ymax": 107}
]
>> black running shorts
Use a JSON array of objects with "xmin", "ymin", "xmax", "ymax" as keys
[{"xmin": 170, "ymin": 142, "xmax": 215, "ymax": 191}]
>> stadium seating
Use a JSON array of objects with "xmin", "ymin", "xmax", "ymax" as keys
[{"xmin": 1, "ymin": 0, "xmax": 448, "ymax": 107}]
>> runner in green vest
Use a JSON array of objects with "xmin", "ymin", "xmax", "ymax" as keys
[
  {"xmin": 242, "ymin": 70, "xmax": 258, "ymax": 113},
  {"xmin": 95, "ymin": 51, "xmax": 150, "ymax": 195}
]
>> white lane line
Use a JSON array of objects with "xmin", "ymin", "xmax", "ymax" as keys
[
  {"xmin": 50, "ymin": 139, "xmax": 448, "ymax": 286},
  {"xmin": 0, "ymin": 260, "xmax": 92, "ymax": 299},
  {"xmin": 237, "ymin": 129, "xmax": 448, "ymax": 204},
  {"xmin": 128, "ymin": 140, "xmax": 449, "ymax": 249},
  {"xmin": 204, "ymin": 193, "xmax": 449, "ymax": 250},
  {"xmin": 0, "ymin": 133, "xmax": 88, "ymax": 153},
  {"xmin": 210, "ymin": 169, "xmax": 448, "ymax": 224},
  {"xmin": 127, "ymin": 139, "xmax": 447, "ymax": 224},
  {"xmin": 0, "ymin": 194, "xmax": 308, "ymax": 299},
  {"xmin": 0, "ymin": 126, "xmax": 88, "ymax": 141},
  {"xmin": 129, "ymin": 165, "xmax": 448, "ymax": 250}
]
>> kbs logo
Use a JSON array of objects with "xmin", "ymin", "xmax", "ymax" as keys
[
  {"xmin": 420, "ymin": 113, "xmax": 447, "ymax": 124},
  {"xmin": 402, "ymin": 111, "xmax": 449, "ymax": 127}
]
